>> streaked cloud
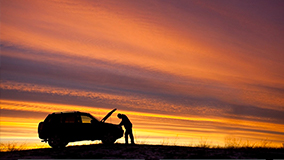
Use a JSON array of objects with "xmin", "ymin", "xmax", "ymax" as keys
[{"xmin": 1, "ymin": 0, "xmax": 284, "ymax": 147}]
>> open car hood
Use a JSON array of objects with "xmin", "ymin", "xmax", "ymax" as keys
[{"xmin": 100, "ymin": 108, "xmax": 117, "ymax": 123}]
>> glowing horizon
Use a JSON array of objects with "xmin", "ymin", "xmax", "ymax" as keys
[
  {"xmin": 1, "ymin": 99, "xmax": 283, "ymax": 148},
  {"xmin": 1, "ymin": 0, "xmax": 284, "ymax": 149}
]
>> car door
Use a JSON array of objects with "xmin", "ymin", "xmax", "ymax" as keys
[
  {"xmin": 79, "ymin": 113, "xmax": 100, "ymax": 140},
  {"xmin": 62, "ymin": 113, "xmax": 81, "ymax": 141}
]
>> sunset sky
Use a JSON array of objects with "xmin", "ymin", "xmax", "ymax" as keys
[{"xmin": 1, "ymin": 0, "xmax": 284, "ymax": 148}]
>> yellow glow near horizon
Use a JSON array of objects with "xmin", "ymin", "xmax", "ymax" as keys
[
  {"xmin": 2, "ymin": 99, "xmax": 284, "ymax": 132},
  {"xmin": 1, "ymin": 99, "xmax": 283, "ymax": 149}
]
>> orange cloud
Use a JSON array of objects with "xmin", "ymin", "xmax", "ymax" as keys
[
  {"xmin": 2, "ymin": 0, "xmax": 282, "ymax": 85},
  {"xmin": 1, "ymin": 0, "xmax": 284, "ymax": 148}
]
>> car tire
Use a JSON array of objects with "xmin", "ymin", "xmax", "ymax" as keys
[
  {"xmin": 48, "ymin": 134, "xmax": 68, "ymax": 148},
  {"xmin": 102, "ymin": 133, "xmax": 116, "ymax": 145}
]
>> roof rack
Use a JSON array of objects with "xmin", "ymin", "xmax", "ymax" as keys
[{"xmin": 51, "ymin": 111, "xmax": 81, "ymax": 114}]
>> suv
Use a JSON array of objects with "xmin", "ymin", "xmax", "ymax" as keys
[{"xmin": 38, "ymin": 109, "xmax": 123, "ymax": 148}]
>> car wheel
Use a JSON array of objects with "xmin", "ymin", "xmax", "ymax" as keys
[
  {"xmin": 102, "ymin": 133, "xmax": 116, "ymax": 145},
  {"xmin": 48, "ymin": 134, "xmax": 68, "ymax": 148}
]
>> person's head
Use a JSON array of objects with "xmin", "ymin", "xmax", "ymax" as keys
[{"xmin": 117, "ymin": 113, "xmax": 122, "ymax": 119}]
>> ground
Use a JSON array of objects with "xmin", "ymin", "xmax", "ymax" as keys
[{"xmin": 0, "ymin": 144, "xmax": 283, "ymax": 160}]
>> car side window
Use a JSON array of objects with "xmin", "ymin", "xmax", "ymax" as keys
[
  {"xmin": 64, "ymin": 114, "xmax": 77, "ymax": 123},
  {"xmin": 81, "ymin": 115, "xmax": 93, "ymax": 123}
]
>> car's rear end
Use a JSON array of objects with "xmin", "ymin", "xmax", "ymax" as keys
[
  {"xmin": 38, "ymin": 121, "xmax": 46, "ymax": 140},
  {"xmin": 38, "ymin": 113, "xmax": 69, "ymax": 148},
  {"xmin": 38, "ymin": 114, "xmax": 52, "ymax": 142},
  {"xmin": 38, "ymin": 113, "xmax": 59, "ymax": 142}
]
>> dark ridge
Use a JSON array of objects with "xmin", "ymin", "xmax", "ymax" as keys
[{"xmin": 0, "ymin": 144, "xmax": 283, "ymax": 160}]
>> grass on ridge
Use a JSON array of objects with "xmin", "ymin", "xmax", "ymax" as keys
[
  {"xmin": 1, "ymin": 138, "xmax": 283, "ymax": 152},
  {"xmin": 0, "ymin": 142, "xmax": 27, "ymax": 152}
]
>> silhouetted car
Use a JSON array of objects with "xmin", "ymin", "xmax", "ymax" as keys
[{"xmin": 38, "ymin": 109, "xmax": 123, "ymax": 148}]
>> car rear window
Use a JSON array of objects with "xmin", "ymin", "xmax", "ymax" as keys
[{"xmin": 45, "ymin": 114, "xmax": 63, "ymax": 123}]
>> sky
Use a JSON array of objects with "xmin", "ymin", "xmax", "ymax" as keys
[{"xmin": 1, "ymin": 0, "xmax": 284, "ymax": 149}]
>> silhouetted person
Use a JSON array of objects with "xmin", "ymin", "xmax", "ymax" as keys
[{"xmin": 117, "ymin": 113, "xmax": 135, "ymax": 144}]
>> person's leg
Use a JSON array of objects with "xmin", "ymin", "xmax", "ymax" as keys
[
  {"xmin": 128, "ymin": 128, "xmax": 135, "ymax": 144},
  {"xmin": 125, "ymin": 130, "xmax": 129, "ymax": 144}
]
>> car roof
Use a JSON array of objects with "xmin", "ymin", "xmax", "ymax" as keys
[{"xmin": 50, "ymin": 111, "xmax": 88, "ymax": 115}]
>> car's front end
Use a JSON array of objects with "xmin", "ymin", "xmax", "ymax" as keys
[{"xmin": 99, "ymin": 122, "xmax": 124, "ymax": 144}]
